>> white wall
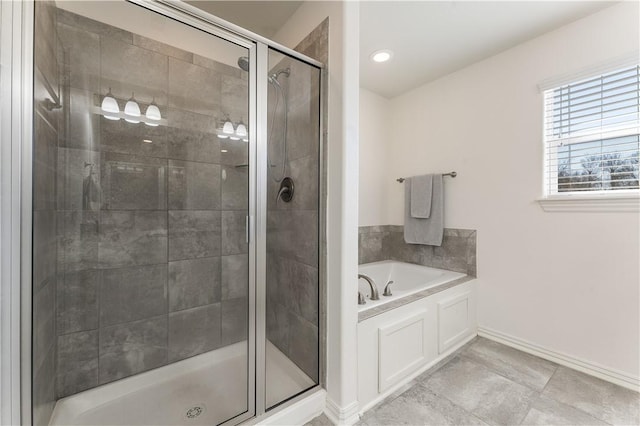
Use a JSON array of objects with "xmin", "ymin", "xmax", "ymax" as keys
[
  {"xmin": 358, "ymin": 89, "xmax": 390, "ymax": 227},
  {"xmin": 362, "ymin": 2, "xmax": 639, "ymax": 382},
  {"xmin": 274, "ymin": 3, "xmax": 361, "ymax": 423}
]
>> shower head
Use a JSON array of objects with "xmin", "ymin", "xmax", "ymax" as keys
[
  {"xmin": 237, "ymin": 56, "xmax": 249, "ymax": 72},
  {"xmin": 268, "ymin": 68, "xmax": 291, "ymax": 84}
]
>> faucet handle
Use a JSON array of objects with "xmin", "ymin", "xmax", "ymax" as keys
[
  {"xmin": 383, "ymin": 281, "xmax": 394, "ymax": 296},
  {"xmin": 358, "ymin": 291, "xmax": 366, "ymax": 305}
]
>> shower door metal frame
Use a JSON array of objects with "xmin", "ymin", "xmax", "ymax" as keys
[{"xmin": 11, "ymin": 0, "xmax": 325, "ymax": 424}]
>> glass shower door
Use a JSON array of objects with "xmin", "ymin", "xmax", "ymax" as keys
[
  {"xmin": 32, "ymin": 2, "xmax": 254, "ymax": 425},
  {"xmin": 265, "ymin": 48, "xmax": 321, "ymax": 409}
]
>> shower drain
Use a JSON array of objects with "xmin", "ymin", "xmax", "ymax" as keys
[{"xmin": 184, "ymin": 404, "xmax": 206, "ymax": 420}]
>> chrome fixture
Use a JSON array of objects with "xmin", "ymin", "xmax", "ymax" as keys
[
  {"xmin": 358, "ymin": 273, "xmax": 380, "ymax": 301},
  {"xmin": 383, "ymin": 280, "xmax": 393, "ymax": 296},
  {"xmin": 237, "ymin": 56, "xmax": 291, "ymax": 182},
  {"xmin": 358, "ymin": 291, "xmax": 366, "ymax": 305},
  {"xmin": 397, "ymin": 171, "xmax": 457, "ymax": 183}
]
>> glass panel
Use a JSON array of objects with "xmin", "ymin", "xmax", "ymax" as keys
[
  {"xmin": 32, "ymin": 2, "xmax": 252, "ymax": 425},
  {"xmin": 265, "ymin": 48, "xmax": 321, "ymax": 409}
]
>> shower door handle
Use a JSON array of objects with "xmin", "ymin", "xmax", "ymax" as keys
[{"xmin": 246, "ymin": 216, "xmax": 250, "ymax": 244}]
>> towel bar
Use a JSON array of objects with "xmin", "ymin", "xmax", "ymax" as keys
[{"xmin": 396, "ymin": 172, "xmax": 456, "ymax": 183}]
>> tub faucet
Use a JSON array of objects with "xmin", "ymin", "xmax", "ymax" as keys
[
  {"xmin": 383, "ymin": 280, "xmax": 394, "ymax": 296},
  {"xmin": 358, "ymin": 273, "xmax": 380, "ymax": 301}
]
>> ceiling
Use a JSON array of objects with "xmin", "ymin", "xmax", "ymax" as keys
[
  {"xmin": 187, "ymin": 1, "xmax": 303, "ymax": 39},
  {"xmin": 361, "ymin": 1, "xmax": 616, "ymax": 98}
]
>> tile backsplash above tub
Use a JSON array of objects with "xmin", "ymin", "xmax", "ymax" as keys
[{"xmin": 359, "ymin": 226, "xmax": 477, "ymax": 276}]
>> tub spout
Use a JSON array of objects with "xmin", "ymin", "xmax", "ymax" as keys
[{"xmin": 358, "ymin": 273, "xmax": 380, "ymax": 301}]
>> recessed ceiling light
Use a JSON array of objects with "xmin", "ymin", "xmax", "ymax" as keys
[
  {"xmin": 142, "ymin": 139, "xmax": 153, "ymax": 143},
  {"xmin": 370, "ymin": 50, "xmax": 393, "ymax": 63},
  {"xmin": 221, "ymin": 149, "xmax": 228, "ymax": 153}
]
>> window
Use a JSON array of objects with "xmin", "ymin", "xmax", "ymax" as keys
[{"xmin": 543, "ymin": 65, "xmax": 639, "ymax": 199}]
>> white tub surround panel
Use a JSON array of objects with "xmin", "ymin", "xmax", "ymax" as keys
[{"xmin": 357, "ymin": 279, "xmax": 477, "ymax": 412}]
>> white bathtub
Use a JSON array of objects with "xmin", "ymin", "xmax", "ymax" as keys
[
  {"xmin": 358, "ymin": 261, "xmax": 466, "ymax": 312},
  {"xmin": 49, "ymin": 341, "xmax": 313, "ymax": 425}
]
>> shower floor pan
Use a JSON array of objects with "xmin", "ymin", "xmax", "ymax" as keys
[{"xmin": 49, "ymin": 341, "xmax": 314, "ymax": 425}]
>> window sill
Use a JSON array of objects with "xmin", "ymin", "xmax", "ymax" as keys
[{"xmin": 536, "ymin": 194, "xmax": 640, "ymax": 212}]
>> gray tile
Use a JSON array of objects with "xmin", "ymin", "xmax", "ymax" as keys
[
  {"xmin": 168, "ymin": 304, "xmax": 221, "ymax": 362},
  {"xmin": 99, "ymin": 316, "xmax": 168, "ymax": 384},
  {"xmin": 100, "ymin": 113, "xmax": 168, "ymax": 158},
  {"xmin": 99, "ymin": 210, "xmax": 167, "ymax": 268},
  {"xmin": 221, "ymin": 75, "xmax": 248, "ymax": 117},
  {"xmin": 57, "ymin": 22, "xmax": 100, "ymax": 92},
  {"xmin": 100, "ymin": 264, "xmax": 167, "ymax": 327},
  {"xmin": 359, "ymin": 231, "xmax": 386, "ymax": 265},
  {"xmin": 33, "ymin": 211, "xmax": 57, "ymax": 292},
  {"xmin": 363, "ymin": 384, "xmax": 488, "ymax": 426},
  {"xmin": 168, "ymin": 58, "xmax": 221, "ymax": 116},
  {"xmin": 424, "ymin": 357, "xmax": 537, "ymax": 425},
  {"xmin": 57, "ymin": 8, "xmax": 133, "ymax": 44},
  {"xmin": 267, "ymin": 210, "xmax": 318, "ymax": 267},
  {"xmin": 57, "ymin": 147, "xmax": 101, "ymax": 211},
  {"xmin": 222, "ymin": 211, "xmax": 248, "ymax": 255},
  {"xmin": 167, "ymin": 125, "xmax": 220, "ymax": 164},
  {"xmin": 219, "ymin": 138, "xmax": 249, "ymax": 167},
  {"xmin": 33, "ymin": 280, "xmax": 56, "ymax": 375},
  {"xmin": 101, "ymin": 36, "xmax": 167, "ymax": 106},
  {"xmin": 58, "ymin": 210, "xmax": 100, "ymax": 272},
  {"xmin": 221, "ymin": 166, "xmax": 248, "ymax": 210},
  {"xmin": 168, "ymin": 257, "xmax": 221, "ymax": 312},
  {"xmin": 288, "ymin": 313, "xmax": 318, "ymax": 382},
  {"xmin": 168, "ymin": 210, "xmax": 221, "ymax": 261},
  {"xmin": 541, "ymin": 366, "xmax": 640, "ymax": 425},
  {"xmin": 34, "ymin": 113, "xmax": 57, "ymax": 211},
  {"xmin": 282, "ymin": 259, "xmax": 318, "ymax": 326},
  {"xmin": 165, "ymin": 107, "xmax": 218, "ymax": 135},
  {"xmin": 101, "ymin": 152, "xmax": 167, "ymax": 210},
  {"xmin": 221, "ymin": 254, "xmax": 249, "ymax": 300},
  {"xmin": 62, "ymin": 87, "xmax": 101, "ymax": 150},
  {"xmin": 57, "ymin": 330, "xmax": 98, "ymax": 397},
  {"xmin": 132, "ymin": 34, "xmax": 193, "ymax": 62},
  {"xmin": 460, "ymin": 338, "xmax": 557, "ymax": 391},
  {"xmin": 193, "ymin": 54, "xmax": 243, "ymax": 79},
  {"xmin": 267, "ymin": 154, "xmax": 318, "ymax": 212},
  {"xmin": 35, "ymin": 1, "xmax": 58, "ymax": 97},
  {"xmin": 521, "ymin": 395, "xmax": 608, "ymax": 425},
  {"xmin": 267, "ymin": 301, "xmax": 289, "ymax": 354},
  {"xmin": 286, "ymin": 87, "xmax": 320, "ymax": 162},
  {"xmin": 33, "ymin": 347, "xmax": 56, "ymax": 426},
  {"xmin": 221, "ymin": 298, "xmax": 248, "ymax": 345},
  {"xmin": 57, "ymin": 269, "xmax": 99, "ymax": 334},
  {"xmin": 168, "ymin": 160, "xmax": 220, "ymax": 210}
]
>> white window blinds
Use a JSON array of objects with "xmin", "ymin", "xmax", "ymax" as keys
[{"xmin": 543, "ymin": 65, "xmax": 640, "ymax": 195}]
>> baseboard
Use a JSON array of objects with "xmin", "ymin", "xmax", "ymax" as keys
[
  {"xmin": 324, "ymin": 398, "xmax": 360, "ymax": 425},
  {"xmin": 478, "ymin": 326, "xmax": 639, "ymax": 392},
  {"xmin": 256, "ymin": 388, "xmax": 326, "ymax": 425},
  {"xmin": 358, "ymin": 332, "xmax": 477, "ymax": 414}
]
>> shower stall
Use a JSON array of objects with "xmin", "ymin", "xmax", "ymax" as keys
[{"xmin": 29, "ymin": 1, "xmax": 323, "ymax": 424}]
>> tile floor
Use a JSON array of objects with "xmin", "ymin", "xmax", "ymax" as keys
[{"xmin": 306, "ymin": 337, "xmax": 640, "ymax": 426}]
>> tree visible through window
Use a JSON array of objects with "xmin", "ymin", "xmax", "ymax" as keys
[{"xmin": 544, "ymin": 65, "xmax": 639, "ymax": 196}]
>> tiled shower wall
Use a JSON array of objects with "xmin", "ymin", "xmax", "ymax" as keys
[
  {"xmin": 265, "ymin": 20, "xmax": 327, "ymax": 384},
  {"xmin": 33, "ymin": 3, "xmax": 60, "ymax": 424},
  {"xmin": 53, "ymin": 9, "xmax": 249, "ymax": 398},
  {"xmin": 359, "ymin": 226, "xmax": 477, "ymax": 276}
]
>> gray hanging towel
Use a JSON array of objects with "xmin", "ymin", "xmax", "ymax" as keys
[
  {"xmin": 404, "ymin": 174, "xmax": 443, "ymax": 246},
  {"xmin": 410, "ymin": 174, "xmax": 433, "ymax": 218}
]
